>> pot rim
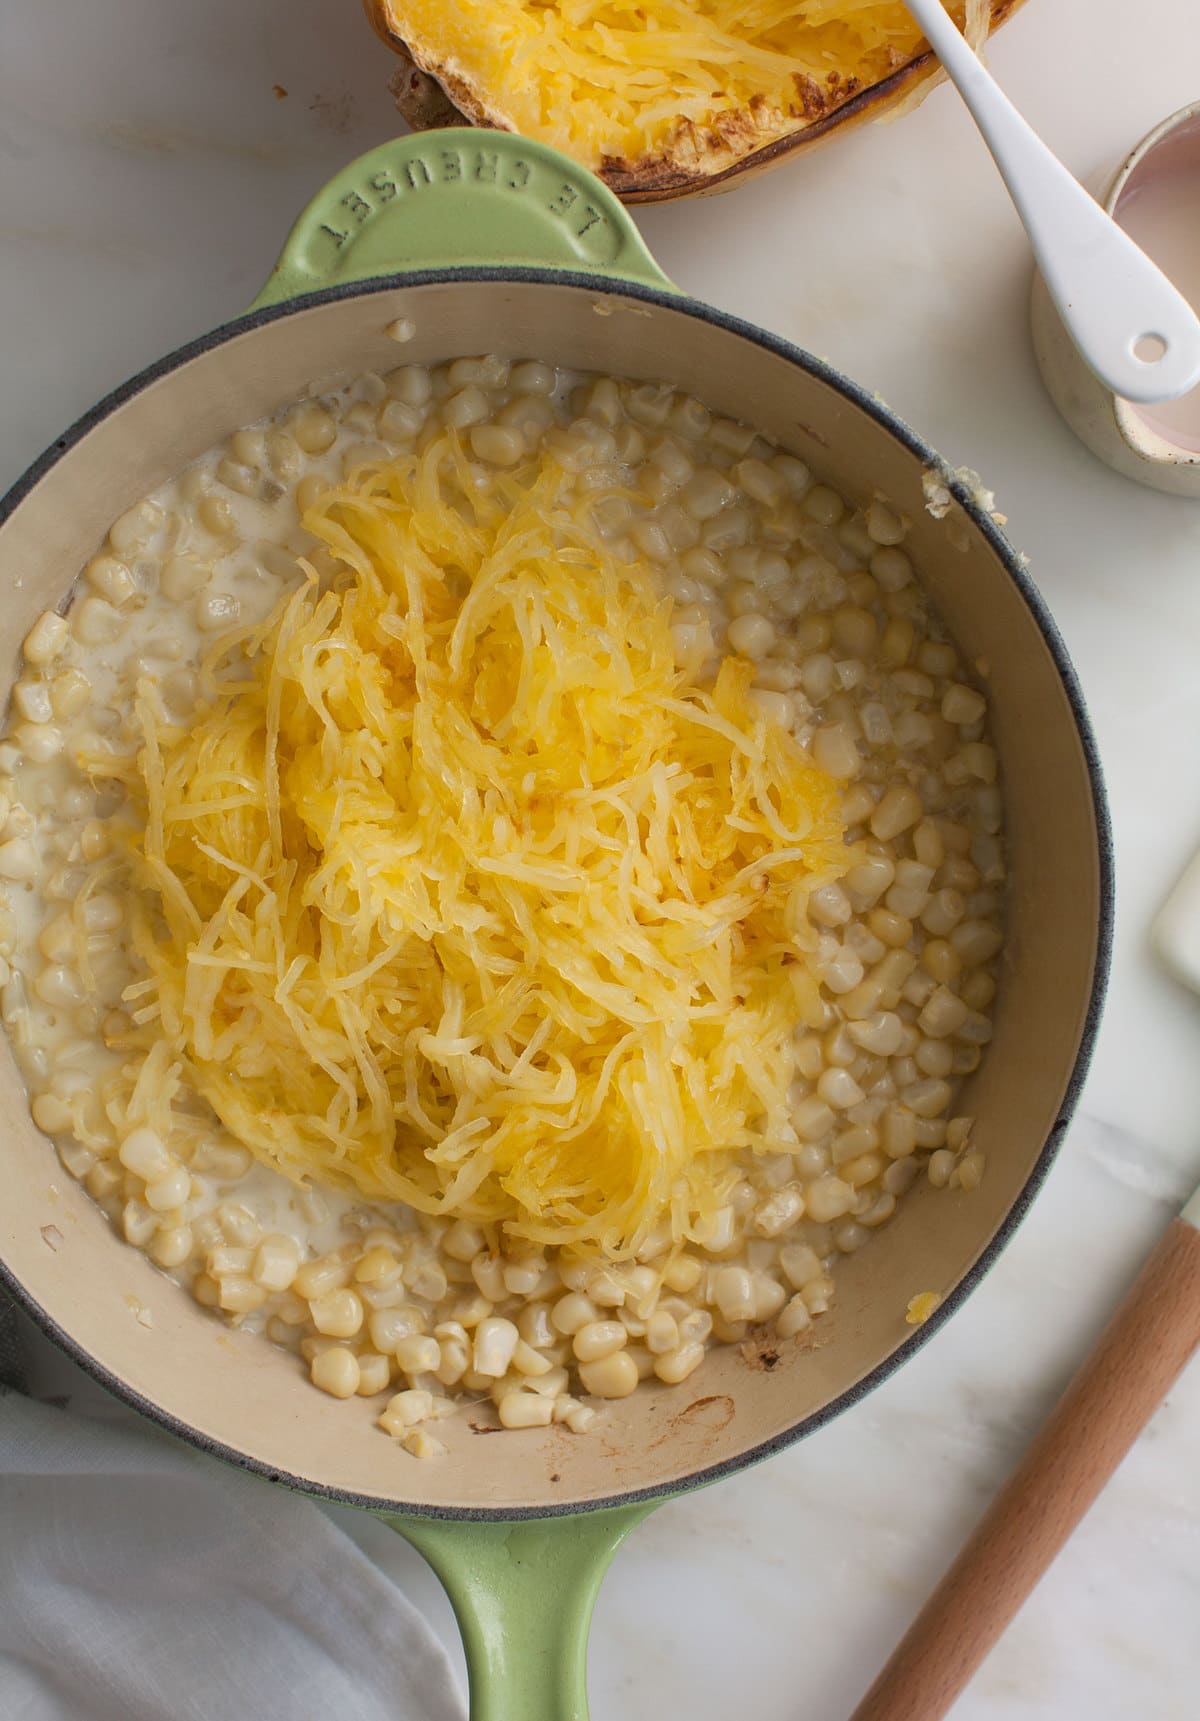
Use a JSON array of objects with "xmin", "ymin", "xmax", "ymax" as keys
[{"xmin": 0, "ymin": 267, "xmax": 1115, "ymax": 1520}]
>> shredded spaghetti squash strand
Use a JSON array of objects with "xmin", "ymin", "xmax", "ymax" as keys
[{"xmin": 116, "ymin": 433, "xmax": 857, "ymax": 1258}]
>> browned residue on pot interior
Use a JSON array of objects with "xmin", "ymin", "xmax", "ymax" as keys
[{"xmin": 671, "ymin": 1393, "xmax": 735, "ymax": 1433}]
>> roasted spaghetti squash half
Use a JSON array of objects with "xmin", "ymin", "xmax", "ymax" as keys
[{"xmin": 364, "ymin": 0, "xmax": 1027, "ymax": 201}]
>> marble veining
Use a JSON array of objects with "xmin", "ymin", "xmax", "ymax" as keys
[{"xmin": 4, "ymin": 0, "xmax": 1200, "ymax": 1715}]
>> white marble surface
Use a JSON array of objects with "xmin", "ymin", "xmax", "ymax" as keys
[{"xmin": 4, "ymin": 1, "xmax": 1200, "ymax": 1716}]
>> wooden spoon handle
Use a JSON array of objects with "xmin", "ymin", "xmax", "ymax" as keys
[{"xmin": 851, "ymin": 1216, "xmax": 1200, "ymax": 1721}]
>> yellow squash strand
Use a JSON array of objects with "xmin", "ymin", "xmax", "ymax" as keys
[{"xmin": 116, "ymin": 433, "xmax": 855, "ymax": 1259}]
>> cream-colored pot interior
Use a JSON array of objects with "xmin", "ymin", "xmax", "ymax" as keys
[{"xmin": 0, "ymin": 280, "xmax": 1107, "ymax": 1515}]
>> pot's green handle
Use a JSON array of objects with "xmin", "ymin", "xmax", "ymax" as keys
[
  {"xmin": 386, "ymin": 1500, "xmax": 657, "ymax": 1720},
  {"xmin": 253, "ymin": 130, "xmax": 676, "ymax": 309}
]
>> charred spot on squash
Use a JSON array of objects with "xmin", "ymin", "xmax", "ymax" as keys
[{"xmin": 793, "ymin": 74, "xmax": 830, "ymax": 121}]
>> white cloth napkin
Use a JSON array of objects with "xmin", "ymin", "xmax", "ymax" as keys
[{"xmin": 0, "ymin": 1302, "xmax": 466, "ymax": 1721}]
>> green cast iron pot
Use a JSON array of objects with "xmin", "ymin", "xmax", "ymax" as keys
[{"xmin": 0, "ymin": 129, "xmax": 1111, "ymax": 1719}]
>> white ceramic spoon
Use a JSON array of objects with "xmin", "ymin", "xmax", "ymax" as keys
[{"xmin": 903, "ymin": 0, "xmax": 1200, "ymax": 404}]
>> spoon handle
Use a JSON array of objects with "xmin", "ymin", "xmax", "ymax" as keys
[
  {"xmin": 849, "ymin": 1212, "xmax": 1200, "ymax": 1721},
  {"xmin": 903, "ymin": 0, "xmax": 1200, "ymax": 404}
]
